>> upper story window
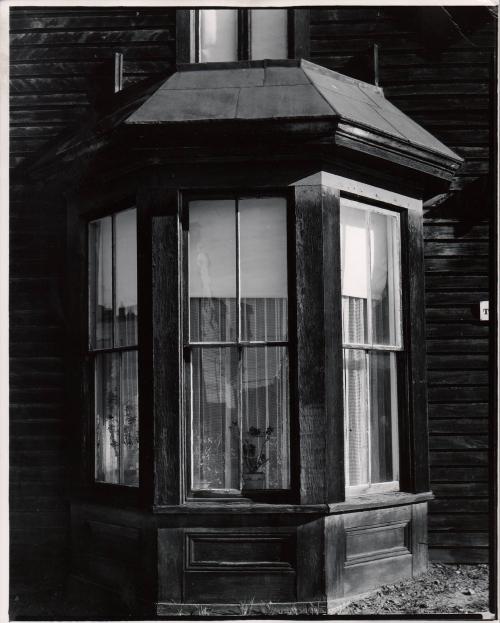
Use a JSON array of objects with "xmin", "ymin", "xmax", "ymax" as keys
[
  {"xmin": 340, "ymin": 198, "xmax": 402, "ymax": 496},
  {"xmin": 88, "ymin": 208, "xmax": 139, "ymax": 487},
  {"xmin": 186, "ymin": 195, "xmax": 290, "ymax": 495},
  {"xmin": 190, "ymin": 9, "xmax": 289, "ymax": 62}
]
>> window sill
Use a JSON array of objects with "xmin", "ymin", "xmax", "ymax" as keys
[
  {"xmin": 153, "ymin": 503, "xmax": 327, "ymax": 514},
  {"xmin": 327, "ymin": 490, "xmax": 434, "ymax": 514}
]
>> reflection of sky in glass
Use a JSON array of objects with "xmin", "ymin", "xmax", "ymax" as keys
[
  {"xmin": 240, "ymin": 197, "xmax": 287, "ymax": 298},
  {"xmin": 115, "ymin": 208, "xmax": 137, "ymax": 310},
  {"xmin": 199, "ymin": 9, "xmax": 238, "ymax": 62},
  {"xmin": 189, "ymin": 200, "xmax": 236, "ymax": 298},
  {"xmin": 250, "ymin": 9, "xmax": 288, "ymax": 60}
]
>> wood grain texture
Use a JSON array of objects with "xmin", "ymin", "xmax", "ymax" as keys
[
  {"xmin": 150, "ymin": 192, "xmax": 180, "ymax": 506},
  {"xmin": 294, "ymin": 184, "xmax": 326, "ymax": 504},
  {"xmin": 321, "ymin": 187, "xmax": 344, "ymax": 503}
]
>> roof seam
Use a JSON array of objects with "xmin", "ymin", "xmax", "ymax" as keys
[{"xmin": 300, "ymin": 60, "xmax": 338, "ymax": 118}]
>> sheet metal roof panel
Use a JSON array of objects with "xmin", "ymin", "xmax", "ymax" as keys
[
  {"xmin": 263, "ymin": 66, "xmax": 311, "ymax": 86},
  {"xmin": 164, "ymin": 67, "xmax": 265, "ymax": 90},
  {"xmin": 235, "ymin": 84, "xmax": 334, "ymax": 119},
  {"xmin": 131, "ymin": 87, "xmax": 240, "ymax": 122},
  {"xmin": 357, "ymin": 84, "xmax": 459, "ymax": 159}
]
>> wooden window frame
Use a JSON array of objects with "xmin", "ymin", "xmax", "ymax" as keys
[
  {"xmin": 339, "ymin": 198, "xmax": 403, "ymax": 498},
  {"xmin": 336, "ymin": 190, "xmax": 430, "ymax": 500},
  {"xmin": 292, "ymin": 178, "xmax": 430, "ymax": 505},
  {"xmin": 87, "ymin": 208, "xmax": 140, "ymax": 489},
  {"xmin": 180, "ymin": 188, "xmax": 299, "ymax": 504},
  {"xmin": 176, "ymin": 8, "xmax": 310, "ymax": 64}
]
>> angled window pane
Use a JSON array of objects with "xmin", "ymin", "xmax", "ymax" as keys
[
  {"xmin": 371, "ymin": 212, "xmax": 401, "ymax": 346},
  {"xmin": 340, "ymin": 205, "xmax": 368, "ymax": 344},
  {"xmin": 95, "ymin": 353, "xmax": 120, "ymax": 483},
  {"xmin": 115, "ymin": 208, "xmax": 138, "ymax": 347},
  {"xmin": 369, "ymin": 351, "xmax": 398, "ymax": 484},
  {"xmin": 191, "ymin": 347, "xmax": 239, "ymax": 490},
  {"xmin": 89, "ymin": 216, "xmax": 113, "ymax": 350},
  {"xmin": 189, "ymin": 200, "xmax": 236, "ymax": 342},
  {"xmin": 250, "ymin": 9, "xmax": 288, "ymax": 60},
  {"xmin": 343, "ymin": 349, "xmax": 369, "ymax": 487},
  {"xmin": 121, "ymin": 350, "xmax": 139, "ymax": 486},
  {"xmin": 241, "ymin": 346, "xmax": 290, "ymax": 490},
  {"xmin": 199, "ymin": 9, "xmax": 238, "ymax": 62},
  {"xmin": 240, "ymin": 197, "xmax": 288, "ymax": 342}
]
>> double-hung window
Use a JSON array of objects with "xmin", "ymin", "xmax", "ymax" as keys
[
  {"xmin": 88, "ymin": 207, "xmax": 139, "ymax": 486},
  {"xmin": 340, "ymin": 198, "xmax": 402, "ymax": 496},
  {"xmin": 186, "ymin": 195, "xmax": 291, "ymax": 495},
  {"xmin": 190, "ymin": 9, "xmax": 289, "ymax": 62}
]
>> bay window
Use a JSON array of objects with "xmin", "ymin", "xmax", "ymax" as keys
[
  {"xmin": 88, "ymin": 207, "xmax": 139, "ymax": 486},
  {"xmin": 340, "ymin": 198, "xmax": 402, "ymax": 495},
  {"xmin": 186, "ymin": 195, "xmax": 290, "ymax": 494}
]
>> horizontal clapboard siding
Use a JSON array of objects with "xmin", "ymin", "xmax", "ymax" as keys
[
  {"xmin": 424, "ymin": 217, "xmax": 490, "ymax": 564},
  {"xmin": 9, "ymin": 7, "xmax": 176, "ymax": 169},
  {"xmin": 9, "ymin": 7, "xmax": 176, "ymax": 617},
  {"xmin": 311, "ymin": 6, "xmax": 494, "ymax": 564},
  {"xmin": 9, "ymin": 184, "xmax": 70, "ymax": 614}
]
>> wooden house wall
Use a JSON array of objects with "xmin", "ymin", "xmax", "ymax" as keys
[
  {"xmin": 9, "ymin": 6, "xmax": 495, "ymax": 614},
  {"xmin": 310, "ymin": 6, "xmax": 495, "ymax": 564},
  {"xmin": 9, "ymin": 8, "xmax": 176, "ymax": 616}
]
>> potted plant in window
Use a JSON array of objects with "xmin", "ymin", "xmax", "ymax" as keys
[{"xmin": 242, "ymin": 426, "xmax": 273, "ymax": 490}]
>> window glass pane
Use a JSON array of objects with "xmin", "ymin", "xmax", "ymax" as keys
[
  {"xmin": 121, "ymin": 350, "xmax": 139, "ymax": 486},
  {"xmin": 369, "ymin": 351, "xmax": 398, "ymax": 484},
  {"xmin": 242, "ymin": 346, "xmax": 290, "ymax": 490},
  {"xmin": 199, "ymin": 9, "xmax": 238, "ymax": 62},
  {"xmin": 371, "ymin": 213, "xmax": 401, "ymax": 346},
  {"xmin": 94, "ymin": 352, "xmax": 139, "ymax": 486},
  {"xmin": 191, "ymin": 347, "xmax": 239, "ymax": 490},
  {"xmin": 115, "ymin": 208, "xmax": 138, "ymax": 347},
  {"xmin": 340, "ymin": 206, "xmax": 368, "ymax": 344},
  {"xmin": 89, "ymin": 216, "xmax": 113, "ymax": 350},
  {"xmin": 95, "ymin": 353, "xmax": 120, "ymax": 483},
  {"xmin": 250, "ymin": 9, "xmax": 288, "ymax": 60},
  {"xmin": 343, "ymin": 349, "xmax": 369, "ymax": 487},
  {"xmin": 240, "ymin": 197, "xmax": 287, "ymax": 342},
  {"xmin": 189, "ymin": 200, "xmax": 236, "ymax": 342}
]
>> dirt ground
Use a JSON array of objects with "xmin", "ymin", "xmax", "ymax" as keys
[{"xmin": 335, "ymin": 563, "xmax": 490, "ymax": 615}]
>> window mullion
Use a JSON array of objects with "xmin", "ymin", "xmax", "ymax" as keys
[
  {"xmin": 365, "ymin": 350, "xmax": 371, "ymax": 487},
  {"xmin": 366, "ymin": 210, "xmax": 373, "ymax": 347},
  {"xmin": 236, "ymin": 198, "xmax": 243, "ymax": 491}
]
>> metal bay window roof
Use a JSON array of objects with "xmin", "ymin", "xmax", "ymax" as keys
[
  {"xmin": 127, "ymin": 59, "xmax": 457, "ymax": 162},
  {"xmin": 23, "ymin": 59, "xmax": 462, "ymax": 182}
]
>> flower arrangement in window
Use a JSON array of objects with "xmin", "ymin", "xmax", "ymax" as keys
[{"xmin": 242, "ymin": 426, "xmax": 274, "ymax": 489}]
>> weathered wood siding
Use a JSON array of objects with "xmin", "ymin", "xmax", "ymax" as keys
[
  {"xmin": 9, "ymin": 8, "xmax": 176, "ymax": 616},
  {"xmin": 9, "ymin": 9, "xmax": 495, "ymax": 615},
  {"xmin": 311, "ymin": 6, "xmax": 495, "ymax": 564}
]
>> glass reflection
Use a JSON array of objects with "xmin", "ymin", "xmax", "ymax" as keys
[
  {"xmin": 115, "ymin": 208, "xmax": 138, "ymax": 347},
  {"xmin": 189, "ymin": 200, "xmax": 236, "ymax": 342},
  {"xmin": 191, "ymin": 347, "xmax": 239, "ymax": 490},
  {"xmin": 340, "ymin": 205, "xmax": 369, "ymax": 344},
  {"xmin": 88, "ymin": 216, "xmax": 113, "ymax": 350},
  {"xmin": 250, "ymin": 9, "xmax": 288, "ymax": 60},
  {"xmin": 241, "ymin": 346, "xmax": 290, "ymax": 490},
  {"xmin": 240, "ymin": 197, "xmax": 288, "ymax": 342},
  {"xmin": 369, "ymin": 351, "xmax": 398, "ymax": 483},
  {"xmin": 199, "ymin": 10, "xmax": 238, "ymax": 62},
  {"xmin": 371, "ymin": 212, "xmax": 400, "ymax": 346}
]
